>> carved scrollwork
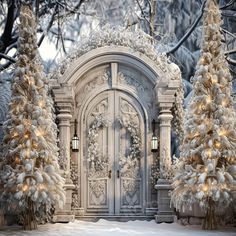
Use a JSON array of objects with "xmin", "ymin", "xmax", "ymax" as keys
[
  {"xmin": 88, "ymin": 180, "xmax": 107, "ymax": 206},
  {"xmin": 122, "ymin": 179, "xmax": 141, "ymax": 206},
  {"xmin": 76, "ymin": 70, "xmax": 111, "ymax": 109},
  {"xmin": 117, "ymin": 72, "xmax": 154, "ymax": 113}
]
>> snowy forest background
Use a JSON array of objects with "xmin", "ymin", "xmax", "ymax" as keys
[{"xmin": 0, "ymin": 0, "xmax": 236, "ymax": 148}]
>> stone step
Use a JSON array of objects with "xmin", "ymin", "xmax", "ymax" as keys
[{"xmin": 75, "ymin": 215, "xmax": 155, "ymax": 222}]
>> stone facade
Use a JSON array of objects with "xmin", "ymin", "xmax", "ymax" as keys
[{"xmin": 51, "ymin": 42, "xmax": 181, "ymax": 222}]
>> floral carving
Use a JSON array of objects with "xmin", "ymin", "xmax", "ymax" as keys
[
  {"xmin": 58, "ymin": 143, "xmax": 68, "ymax": 171},
  {"xmin": 71, "ymin": 161, "xmax": 80, "ymax": 209}
]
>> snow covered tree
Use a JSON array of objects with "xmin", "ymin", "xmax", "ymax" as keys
[
  {"xmin": 0, "ymin": 3, "xmax": 65, "ymax": 230},
  {"xmin": 171, "ymin": 0, "xmax": 236, "ymax": 230}
]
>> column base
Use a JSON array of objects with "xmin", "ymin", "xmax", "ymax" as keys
[
  {"xmin": 155, "ymin": 214, "xmax": 175, "ymax": 223},
  {"xmin": 155, "ymin": 178, "xmax": 175, "ymax": 223},
  {"xmin": 53, "ymin": 213, "xmax": 75, "ymax": 223}
]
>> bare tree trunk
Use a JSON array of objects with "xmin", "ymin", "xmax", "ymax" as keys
[
  {"xmin": 202, "ymin": 198, "xmax": 217, "ymax": 230},
  {"xmin": 150, "ymin": 0, "xmax": 156, "ymax": 36},
  {"xmin": 22, "ymin": 197, "xmax": 37, "ymax": 230}
]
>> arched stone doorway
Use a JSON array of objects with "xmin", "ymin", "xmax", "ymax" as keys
[{"xmin": 51, "ymin": 30, "xmax": 181, "ymax": 221}]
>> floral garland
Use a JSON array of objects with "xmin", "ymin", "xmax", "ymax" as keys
[
  {"xmin": 49, "ymin": 24, "xmax": 182, "ymax": 85},
  {"xmin": 87, "ymin": 115, "xmax": 110, "ymax": 172},
  {"xmin": 118, "ymin": 118, "xmax": 141, "ymax": 174}
]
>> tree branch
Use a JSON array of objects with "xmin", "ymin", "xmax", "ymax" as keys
[
  {"xmin": 225, "ymin": 49, "xmax": 236, "ymax": 55},
  {"xmin": 0, "ymin": 1, "xmax": 15, "ymax": 53},
  {"xmin": 220, "ymin": 0, "xmax": 236, "ymax": 10},
  {"xmin": 37, "ymin": 5, "xmax": 58, "ymax": 47},
  {"xmin": 0, "ymin": 52, "xmax": 16, "ymax": 63},
  {"xmin": 226, "ymin": 57, "xmax": 236, "ymax": 65},
  {"xmin": 166, "ymin": 0, "xmax": 207, "ymax": 56}
]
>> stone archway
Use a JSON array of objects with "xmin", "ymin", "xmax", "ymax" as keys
[{"xmin": 51, "ymin": 28, "xmax": 181, "ymax": 221}]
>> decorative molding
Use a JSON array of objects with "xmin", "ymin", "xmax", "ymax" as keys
[
  {"xmin": 118, "ymin": 72, "xmax": 145, "ymax": 92},
  {"xmin": 76, "ymin": 70, "xmax": 111, "ymax": 109},
  {"xmin": 59, "ymin": 143, "xmax": 68, "ymax": 171},
  {"xmin": 88, "ymin": 180, "xmax": 107, "ymax": 206},
  {"xmin": 71, "ymin": 160, "xmax": 80, "ymax": 209}
]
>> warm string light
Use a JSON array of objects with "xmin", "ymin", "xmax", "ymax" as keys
[
  {"xmin": 214, "ymin": 141, "xmax": 221, "ymax": 148},
  {"xmin": 206, "ymin": 96, "xmax": 212, "ymax": 104},
  {"xmin": 12, "ymin": 132, "xmax": 19, "ymax": 138},
  {"xmin": 22, "ymin": 184, "xmax": 28, "ymax": 192},
  {"xmin": 38, "ymin": 100, "xmax": 44, "ymax": 107},
  {"xmin": 35, "ymin": 129, "xmax": 44, "ymax": 137},
  {"xmin": 219, "ymin": 129, "xmax": 227, "ymax": 136},
  {"xmin": 38, "ymin": 184, "xmax": 45, "ymax": 191},
  {"xmin": 202, "ymin": 184, "xmax": 208, "ymax": 192},
  {"xmin": 15, "ymin": 156, "xmax": 21, "ymax": 164}
]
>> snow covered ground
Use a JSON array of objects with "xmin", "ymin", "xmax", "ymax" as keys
[{"xmin": 0, "ymin": 220, "xmax": 235, "ymax": 236}]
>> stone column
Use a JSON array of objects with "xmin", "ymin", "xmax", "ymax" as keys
[
  {"xmin": 158, "ymin": 106, "xmax": 173, "ymax": 179},
  {"xmin": 154, "ymin": 62, "xmax": 181, "ymax": 223},
  {"xmin": 57, "ymin": 106, "xmax": 73, "ymax": 183},
  {"xmin": 52, "ymin": 85, "xmax": 75, "ymax": 222}
]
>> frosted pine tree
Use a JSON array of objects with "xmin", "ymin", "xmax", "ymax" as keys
[
  {"xmin": 0, "ymin": 4, "xmax": 65, "ymax": 230},
  {"xmin": 171, "ymin": 0, "xmax": 236, "ymax": 230}
]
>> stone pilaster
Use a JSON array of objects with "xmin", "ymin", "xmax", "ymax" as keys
[{"xmin": 52, "ymin": 85, "xmax": 75, "ymax": 222}]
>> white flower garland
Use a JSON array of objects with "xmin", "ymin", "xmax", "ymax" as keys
[
  {"xmin": 87, "ymin": 115, "xmax": 110, "ymax": 172},
  {"xmin": 118, "ymin": 118, "xmax": 141, "ymax": 171}
]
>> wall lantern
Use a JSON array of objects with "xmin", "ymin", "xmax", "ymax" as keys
[
  {"xmin": 151, "ymin": 119, "xmax": 158, "ymax": 153},
  {"xmin": 72, "ymin": 119, "xmax": 79, "ymax": 152}
]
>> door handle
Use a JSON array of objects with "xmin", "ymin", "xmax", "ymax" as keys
[
  {"xmin": 117, "ymin": 170, "xmax": 120, "ymax": 179},
  {"xmin": 108, "ymin": 170, "xmax": 112, "ymax": 179}
]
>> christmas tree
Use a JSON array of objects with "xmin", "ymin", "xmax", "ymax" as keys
[
  {"xmin": 171, "ymin": 0, "xmax": 236, "ymax": 230},
  {"xmin": 0, "ymin": 4, "xmax": 65, "ymax": 230}
]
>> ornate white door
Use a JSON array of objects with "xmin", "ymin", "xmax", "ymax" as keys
[{"xmin": 84, "ymin": 90, "xmax": 145, "ymax": 215}]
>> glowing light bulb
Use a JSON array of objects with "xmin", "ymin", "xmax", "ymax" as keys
[
  {"xmin": 206, "ymin": 96, "xmax": 212, "ymax": 103},
  {"xmin": 35, "ymin": 129, "xmax": 43, "ymax": 137},
  {"xmin": 202, "ymin": 184, "xmax": 208, "ymax": 192},
  {"xmin": 15, "ymin": 157, "xmax": 20, "ymax": 164},
  {"xmin": 206, "ymin": 149, "xmax": 212, "ymax": 158},
  {"xmin": 222, "ymin": 100, "xmax": 227, "ymax": 106},
  {"xmin": 38, "ymin": 184, "xmax": 45, "ymax": 190},
  {"xmin": 12, "ymin": 132, "xmax": 18, "ymax": 138},
  {"xmin": 219, "ymin": 130, "xmax": 227, "ymax": 136},
  {"xmin": 22, "ymin": 184, "xmax": 28, "ymax": 192},
  {"xmin": 214, "ymin": 141, "xmax": 221, "ymax": 148},
  {"xmin": 38, "ymin": 101, "xmax": 44, "ymax": 107}
]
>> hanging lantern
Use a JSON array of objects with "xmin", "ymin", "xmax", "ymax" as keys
[
  {"xmin": 72, "ymin": 119, "xmax": 79, "ymax": 152},
  {"xmin": 151, "ymin": 136, "xmax": 158, "ymax": 152},
  {"xmin": 151, "ymin": 119, "xmax": 158, "ymax": 153}
]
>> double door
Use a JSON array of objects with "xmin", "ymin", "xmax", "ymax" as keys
[{"xmin": 84, "ymin": 90, "xmax": 145, "ymax": 215}]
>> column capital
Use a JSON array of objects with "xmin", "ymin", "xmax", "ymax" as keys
[
  {"xmin": 155, "ymin": 63, "xmax": 181, "ymax": 109},
  {"xmin": 52, "ymin": 84, "xmax": 75, "ymax": 117}
]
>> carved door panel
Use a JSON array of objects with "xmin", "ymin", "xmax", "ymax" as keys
[
  {"xmin": 115, "ymin": 93, "xmax": 143, "ymax": 214},
  {"xmin": 86, "ymin": 92, "xmax": 114, "ymax": 214},
  {"xmin": 85, "ymin": 90, "xmax": 144, "ymax": 215}
]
